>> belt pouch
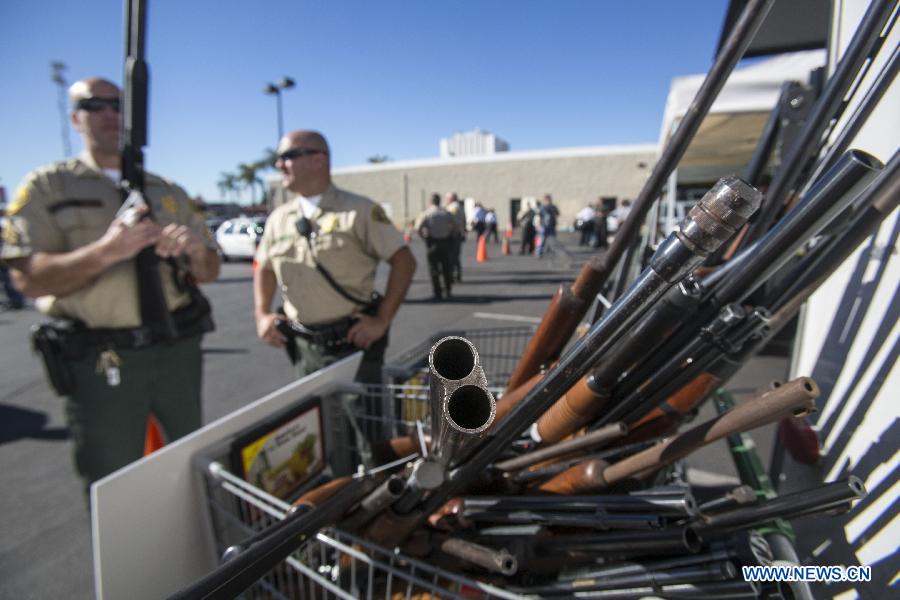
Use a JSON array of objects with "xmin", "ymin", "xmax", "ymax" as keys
[{"xmin": 30, "ymin": 323, "xmax": 76, "ymax": 396}]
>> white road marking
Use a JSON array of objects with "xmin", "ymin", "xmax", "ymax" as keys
[{"xmin": 472, "ymin": 312, "xmax": 541, "ymax": 323}]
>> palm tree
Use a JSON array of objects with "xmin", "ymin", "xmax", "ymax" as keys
[
  {"xmin": 254, "ymin": 147, "xmax": 279, "ymax": 171},
  {"xmin": 217, "ymin": 172, "xmax": 238, "ymax": 201},
  {"xmin": 237, "ymin": 163, "xmax": 264, "ymax": 205}
]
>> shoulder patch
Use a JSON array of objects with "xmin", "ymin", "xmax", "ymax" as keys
[
  {"xmin": 8, "ymin": 185, "xmax": 31, "ymax": 215},
  {"xmin": 371, "ymin": 205, "xmax": 391, "ymax": 225},
  {"xmin": 161, "ymin": 195, "xmax": 178, "ymax": 216},
  {"xmin": 3, "ymin": 217, "xmax": 22, "ymax": 245}
]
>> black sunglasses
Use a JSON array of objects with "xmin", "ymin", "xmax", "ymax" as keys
[
  {"xmin": 75, "ymin": 97, "xmax": 121, "ymax": 113},
  {"xmin": 278, "ymin": 147, "xmax": 327, "ymax": 161}
]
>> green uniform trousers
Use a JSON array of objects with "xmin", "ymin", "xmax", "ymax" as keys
[
  {"xmin": 294, "ymin": 335, "xmax": 386, "ymax": 471},
  {"xmin": 64, "ymin": 334, "xmax": 203, "ymax": 492}
]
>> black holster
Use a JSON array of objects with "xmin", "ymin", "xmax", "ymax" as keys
[
  {"xmin": 30, "ymin": 322, "xmax": 78, "ymax": 396},
  {"xmin": 276, "ymin": 292, "xmax": 385, "ymax": 366}
]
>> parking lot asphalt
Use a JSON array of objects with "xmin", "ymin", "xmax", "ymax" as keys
[{"xmin": 0, "ymin": 231, "xmax": 786, "ymax": 598}]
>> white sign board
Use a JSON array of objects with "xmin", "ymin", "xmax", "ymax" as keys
[{"xmin": 92, "ymin": 353, "xmax": 361, "ymax": 599}]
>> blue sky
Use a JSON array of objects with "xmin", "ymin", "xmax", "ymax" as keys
[{"xmin": 0, "ymin": 0, "xmax": 730, "ymax": 203}]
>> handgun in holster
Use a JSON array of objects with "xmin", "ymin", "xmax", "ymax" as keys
[
  {"xmin": 30, "ymin": 323, "xmax": 77, "ymax": 396},
  {"xmin": 275, "ymin": 308, "xmax": 300, "ymax": 365}
]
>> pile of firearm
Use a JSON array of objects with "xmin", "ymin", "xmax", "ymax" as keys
[
  {"xmin": 173, "ymin": 0, "xmax": 898, "ymax": 597},
  {"xmin": 176, "ymin": 153, "xmax": 896, "ymax": 598}
]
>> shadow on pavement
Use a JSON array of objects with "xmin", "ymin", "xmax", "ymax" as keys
[{"xmin": 0, "ymin": 404, "xmax": 69, "ymax": 445}]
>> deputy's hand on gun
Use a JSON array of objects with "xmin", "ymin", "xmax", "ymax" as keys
[
  {"xmin": 256, "ymin": 312, "xmax": 287, "ymax": 348},
  {"xmin": 347, "ymin": 312, "xmax": 388, "ymax": 349},
  {"xmin": 155, "ymin": 223, "xmax": 206, "ymax": 262},
  {"xmin": 99, "ymin": 205, "xmax": 162, "ymax": 263}
]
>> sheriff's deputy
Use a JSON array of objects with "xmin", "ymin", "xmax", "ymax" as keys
[
  {"xmin": 1, "ymin": 77, "xmax": 220, "ymax": 493},
  {"xmin": 415, "ymin": 193, "xmax": 459, "ymax": 300},
  {"xmin": 254, "ymin": 130, "xmax": 416, "ymax": 384}
]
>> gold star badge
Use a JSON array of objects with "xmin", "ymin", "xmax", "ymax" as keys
[{"xmin": 319, "ymin": 214, "xmax": 338, "ymax": 233}]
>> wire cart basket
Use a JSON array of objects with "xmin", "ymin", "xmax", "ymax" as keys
[
  {"xmin": 384, "ymin": 325, "xmax": 534, "ymax": 408},
  {"xmin": 194, "ymin": 327, "xmax": 535, "ymax": 599}
]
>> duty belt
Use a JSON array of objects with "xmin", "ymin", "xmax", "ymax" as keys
[
  {"xmin": 281, "ymin": 317, "xmax": 355, "ymax": 350},
  {"xmin": 64, "ymin": 299, "xmax": 214, "ymax": 353}
]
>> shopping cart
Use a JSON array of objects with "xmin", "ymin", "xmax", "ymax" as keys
[
  {"xmin": 195, "ymin": 382, "xmax": 527, "ymax": 599},
  {"xmin": 194, "ymin": 327, "xmax": 536, "ymax": 599}
]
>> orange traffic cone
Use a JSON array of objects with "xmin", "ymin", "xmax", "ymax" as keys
[
  {"xmin": 476, "ymin": 234, "xmax": 488, "ymax": 262},
  {"xmin": 505, "ymin": 223, "xmax": 513, "ymax": 238},
  {"xmin": 403, "ymin": 226, "xmax": 412, "ymax": 243},
  {"xmin": 143, "ymin": 413, "xmax": 165, "ymax": 456},
  {"xmin": 501, "ymin": 236, "xmax": 510, "ymax": 255}
]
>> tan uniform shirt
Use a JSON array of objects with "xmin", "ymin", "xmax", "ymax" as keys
[
  {"xmin": 446, "ymin": 200, "xmax": 467, "ymax": 238},
  {"xmin": 0, "ymin": 155, "xmax": 214, "ymax": 328},
  {"xmin": 255, "ymin": 184, "xmax": 405, "ymax": 325},
  {"xmin": 414, "ymin": 206, "xmax": 458, "ymax": 241}
]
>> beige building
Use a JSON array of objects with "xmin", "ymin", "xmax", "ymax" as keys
[{"xmin": 268, "ymin": 144, "xmax": 656, "ymax": 228}]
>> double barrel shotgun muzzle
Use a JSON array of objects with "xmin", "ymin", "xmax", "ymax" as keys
[{"xmin": 428, "ymin": 336, "xmax": 497, "ymax": 467}]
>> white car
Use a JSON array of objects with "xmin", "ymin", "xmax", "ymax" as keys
[{"xmin": 215, "ymin": 217, "xmax": 266, "ymax": 261}]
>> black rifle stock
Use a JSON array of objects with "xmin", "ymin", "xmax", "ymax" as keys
[{"xmin": 122, "ymin": 0, "xmax": 178, "ymax": 341}]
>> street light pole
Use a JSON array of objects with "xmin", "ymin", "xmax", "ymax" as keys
[
  {"xmin": 263, "ymin": 76, "xmax": 295, "ymax": 144},
  {"xmin": 51, "ymin": 61, "xmax": 72, "ymax": 157}
]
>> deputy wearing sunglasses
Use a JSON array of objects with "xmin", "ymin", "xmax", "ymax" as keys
[
  {"xmin": 1, "ymin": 77, "xmax": 220, "ymax": 495},
  {"xmin": 254, "ymin": 130, "xmax": 416, "ymax": 389}
]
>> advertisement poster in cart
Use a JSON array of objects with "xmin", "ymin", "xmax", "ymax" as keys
[{"xmin": 232, "ymin": 400, "xmax": 325, "ymax": 500}]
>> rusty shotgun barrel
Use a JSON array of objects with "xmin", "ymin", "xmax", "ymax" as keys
[
  {"xmin": 428, "ymin": 336, "xmax": 496, "ymax": 467},
  {"xmin": 438, "ymin": 537, "xmax": 518, "ymax": 576},
  {"xmin": 539, "ymin": 378, "xmax": 819, "ymax": 494},
  {"xmin": 495, "ymin": 422, "xmax": 627, "ymax": 472}
]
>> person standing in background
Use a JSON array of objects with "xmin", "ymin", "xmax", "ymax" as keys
[
  {"xmin": 485, "ymin": 208, "xmax": 499, "ymax": 243},
  {"xmin": 576, "ymin": 203, "xmax": 595, "ymax": 247},
  {"xmin": 591, "ymin": 203, "xmax": 609, "ymax": 249},
  {"xmin": 415, "ymin": 193, "xmax": 458, "ymax": 300},
  {"xmin": 536, "ymin": 194, "xmax": 559, "ymax": 258},
  {"xmin": 444, "ymin": 192, "xmax": 466, "ymax": 282},
  {"xmin": 472, "ymin": 202, "xmax": 487, "ymax": 240},
  {"xmin": 517, "ymin": 202, "xmax": 537, "ymax": 255}
]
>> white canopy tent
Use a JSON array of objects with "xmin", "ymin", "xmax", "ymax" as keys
[{"xmin": 658, "ymin": 49, "xmax": 827, "ymax": 183}]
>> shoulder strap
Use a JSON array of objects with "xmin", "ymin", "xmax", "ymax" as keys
[{"xmin": 301, "ymin": 237, "xmax": 370, "ymax": 306}]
